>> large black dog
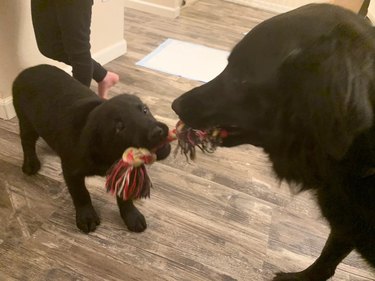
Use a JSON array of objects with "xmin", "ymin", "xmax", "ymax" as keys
[
  {"xmin": 13, "ymin": 64, "xmax": 171, "ymax": 234},
  {"xmin": 172, "ymin": 4, "xmax": 375, "ymax": 281}
]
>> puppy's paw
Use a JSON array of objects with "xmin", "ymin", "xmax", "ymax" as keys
[
  {"xmin": 22, "ymin": 157, "xmax": 41, "ymax": 175},
  {"xmin": 120, "ymin": 207, "xmax": 147, "ymax": 233},
  {"xmin": 76, "ymin": 205, "xmax": 101, "ymax": 233}
]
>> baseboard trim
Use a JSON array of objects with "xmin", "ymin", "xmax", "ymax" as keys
[
  {"xmin": 0, "ymin": 96, "xmax": 16, "ymax": 120},
  {"xmin": 368, "ymin": 12, "xmax": 375, "ymax": 25},
  {"xmin": 124, "ymin": 0, "xmax": 181, "ymax": 18},
  {"xmin": 92, "ymin": 39, "xmax": 127, "ymax": 65}
]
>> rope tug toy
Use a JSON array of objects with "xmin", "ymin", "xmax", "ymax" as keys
[
  {"xmin": 105, "ymin": 148, "xmax": 156, "ymax": 200},
  {"xmin": 173, "ymin": 120, "xmax": 228, "ymax": 160},
  {"xmin": 105, "ymin": 121, "xmax": 227, "ymax": 201}
]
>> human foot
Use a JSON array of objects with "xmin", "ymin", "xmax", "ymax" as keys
[{"xmin": 98, "ymin": 71, "xmax": 119, "ymax": 99}]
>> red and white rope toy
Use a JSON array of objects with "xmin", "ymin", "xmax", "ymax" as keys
[
  {"xmin": 105, "ymin": 121, "xmax": 228, "ymax": 200},
  {"xmin": 173, "ymin": 120, "xmax": 228, "ymax": 160},
  {"xmin": 105, "ymin": 148, "xmax": 156, "ymax": 200}
]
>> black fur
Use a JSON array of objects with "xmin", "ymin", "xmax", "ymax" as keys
[
  {"xmin": 13, "ymin": 64, "xmax": 171, "ymax": 234},
  {"xmin": 172, "ymin": 4, "xmax": 375, "ymax": 280}
]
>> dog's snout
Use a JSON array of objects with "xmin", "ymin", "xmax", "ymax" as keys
[
  {"xmin": 148, "ymin": 126, "xmax": 165, "ymax": 142},
  {"xmin": 171, "ymin": 97, "xmax": 182, "ymax": 115}
]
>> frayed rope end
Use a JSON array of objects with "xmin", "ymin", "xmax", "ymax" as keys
[
  {"xmin": 173, "ymin": 120, "xmax": 228, "ymax": 160},
  {"xmin": 105, "ymin": 148, "xmax": 156, "ymax": 201}
]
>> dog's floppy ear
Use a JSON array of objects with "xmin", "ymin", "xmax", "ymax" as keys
[
  {"xmin": 71, "ymin": 97, "xmax": 103, "ymax": 132},
  {"xmin": 280, "ymin": 24, "xmax": 375, "ymax": 160},
  {"xmin": 76, "ymin": 100, "xmax": 105, "ymax": 165}
]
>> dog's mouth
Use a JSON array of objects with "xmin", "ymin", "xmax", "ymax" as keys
[
  {"xmin": 213, "ymin": 125, "xmax": 251, "ymax": 147},
  {"xmin": 219, "ymin": 125, "xmax": 243, "ymax": 136},
  {"xmin": 181, "ymin": 120, "xmax": 250, "ymax": 148}
]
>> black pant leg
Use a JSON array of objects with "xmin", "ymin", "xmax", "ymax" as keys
[
  {"xmin": 31, "ymin": 0, "xmax": 71, "ymax": 65},
  {"xmin": 92, "ymin": 59, "xmax": 107, "ymax": 83},
  {"xmin": 54, "ymin": 0, "xmax": 94, "ymax": 86},
  {"xmin": 32, "ymin": 0, "xmax": 108, "ymax": 85},
  {"xmin": 359, "ymin": 0, "xmax": 370, "ymax": 16}
]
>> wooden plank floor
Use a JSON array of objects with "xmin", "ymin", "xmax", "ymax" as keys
[{"xmin": 0, "ymin": 1, "xmax": 374, "ymax": 280}]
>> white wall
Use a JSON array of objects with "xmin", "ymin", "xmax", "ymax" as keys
[
  {"xmin": 369, "ymin": 0, "xmax": 375, "ymax": 21},
  {"xmin": 92, "ymin": 0, "xmax": 127, "ymax": 62},
  {"xmin": 0, "ymin": 0, "xmax": 126, "ymax": 120}
]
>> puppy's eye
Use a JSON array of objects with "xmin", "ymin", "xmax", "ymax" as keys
[
  {"xmin": 142, "ymin": 106, "xmax": 149, "ymax": 114},
  {"xmin": 115, "ymin": 121, "xmax": 125, "ymax": 133}
]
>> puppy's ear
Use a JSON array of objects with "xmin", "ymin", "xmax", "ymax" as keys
[
  {"xmin": 280, "ymin": 24, "xmax": 374, "ymax": 160},
  {"xmin": 71, "ymin": 97, "xmax": 103, "ymax": 132},
  {"xmin": 78, "ymin": 103, "xmax": 104, "ymax": 163}
]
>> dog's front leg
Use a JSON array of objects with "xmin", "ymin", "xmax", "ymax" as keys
[
  {"xmin": 19, "ymin": 119, "xmax": 41, "ymax": 175},
  {"xmin": 116, "ymin": 197, "xmax": 147, "ymax": 232},
  {"xmin": 273, "ymin": 231, "xmax": 353, "ymax": 281},
  {"xmin": 62, "ymin": 168, "xmax": 100, "ymax": 233}
]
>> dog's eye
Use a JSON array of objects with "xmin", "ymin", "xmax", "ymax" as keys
[
  {"xmin": 142, "ymin": 106, "xmax": 149, "ymax": 114},
  {"xmin": 115, "ymin": 121, "xmax": 125, "ymax": 133}
]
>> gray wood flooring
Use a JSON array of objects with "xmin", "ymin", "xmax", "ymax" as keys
[{"xmin": 0, "ymin": 1, "xmax": 374, "ymax": 280}]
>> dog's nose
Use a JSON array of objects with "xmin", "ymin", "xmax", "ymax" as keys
[
  {"xmin": 148, "ymin": 126, "xmax": 165, "ymax": 143},
  {"xmin": 171, "ymin": 98, "xmax": 181, "ymax": 114}
]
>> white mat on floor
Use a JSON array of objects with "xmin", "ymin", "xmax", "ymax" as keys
[{"xmin": 136, "ymin": 39, "xmax": 229, "ymax": 83}]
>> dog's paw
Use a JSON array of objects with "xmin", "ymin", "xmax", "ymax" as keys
[
  {"xmin": 76, "ymin": 205, "xmax": 101, "ymax": 233},
  {"xmin": 22, "ymin": 157, "xmax": 41, "ymax": 175},
  {"xmin": 120, "ymin": 207, "xmax": 147, "ymax": 233}
]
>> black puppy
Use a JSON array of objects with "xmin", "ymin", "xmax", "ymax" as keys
[
  {"xmin": 13, "ymin": 64, "xmax": 171, "ymax": 233},
  {"xmin": 172, "ymin": 4, "xmax": 375, "ymax": 281}
]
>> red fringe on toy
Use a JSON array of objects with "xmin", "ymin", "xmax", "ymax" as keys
[
  {"xmin": 173, "ymin": 120, "xmax": 228, "ymax": 160},
  {"xmin": 105, "ymin": 148, "xmax": 156, "ymax": 201}
]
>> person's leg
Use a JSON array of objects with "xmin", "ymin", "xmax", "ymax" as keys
[
  {"xmin": 54, "ymin": 0, "xmax": 94, "ymax": 87},
  {"xmin": 359, "ymin": 0, "xmax": 370, "ymax": 16},
  {"xmin": 92, "ymin": 60, "xmax": 107, "ymax": 82},
  {"xmin": 31, "ymin": 0, "xmax": 71, "ymax": 65},
  {"xmin": 56, "ymin": 0, "xmax": 119, "ymax": 97},
  {"xmin": 32, "ymin": 0, "xmax": 118, "ymax": 97}
]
